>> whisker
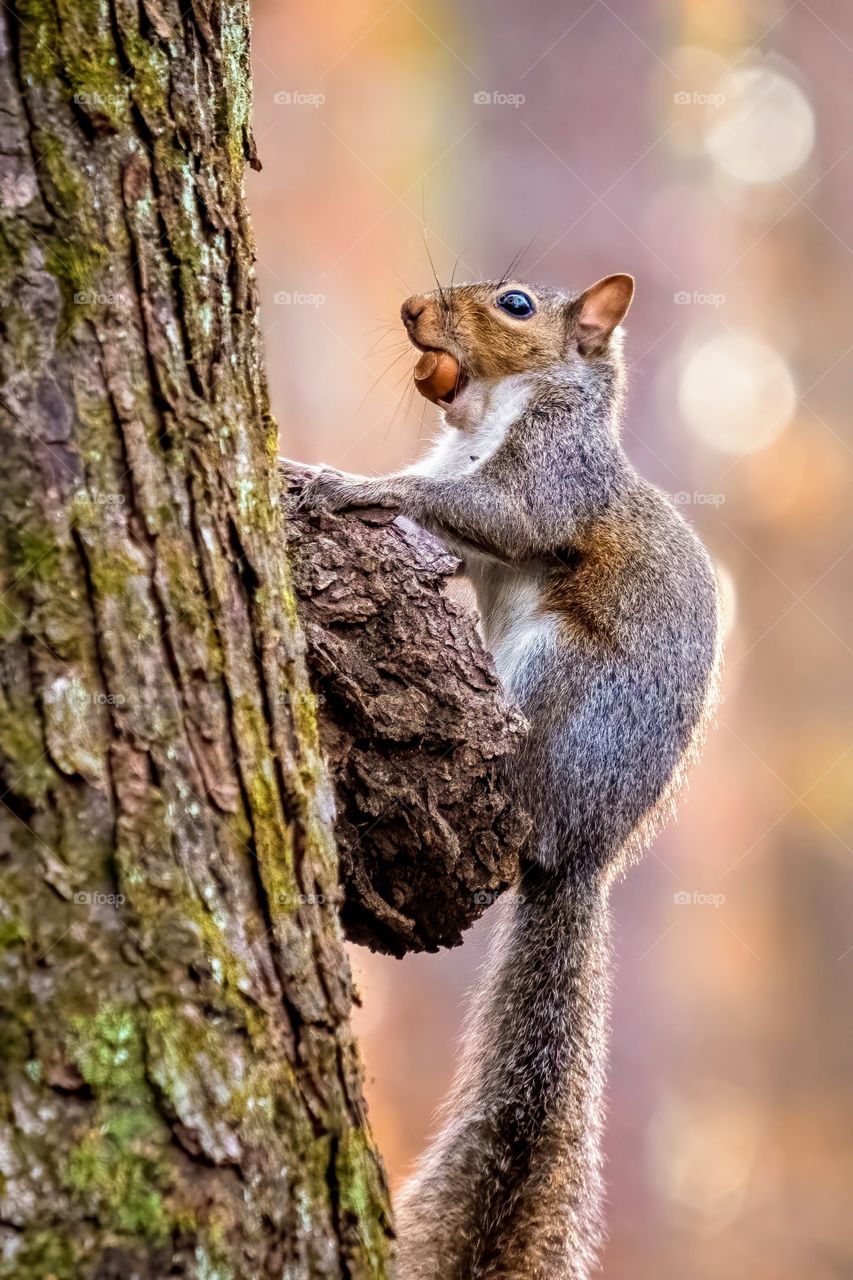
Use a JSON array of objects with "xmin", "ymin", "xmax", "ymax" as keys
[
  {"xmin": 355, "ymin": 350, "xmax": 412, "ymax": 418},
  {"xmin": 367, "ymin": 337, "xmax": 411, "ymax": 357},
  {"xmin": 425, "ymin": 241, "xmax": 446, "ymax": 308},
  {"xmin": 361, "ymin": 321, "xmax": 401, "ymax": 337},
  {"xmin": 389, "ymin": 267, "xmax": 416, "ymax": 295},
  {"xmin": 383, "ymin": 370, "xmax": 418, "ymax": 445},
  {"xmin": 497, "ymin": 227, "xmax": 542, "ymax": 289},
  {"xmin": 416, "ymin": 389, "xmax": 430, "ymax": 447},
  {"xmin": 420, "ymin": 208, "xmax": 448, "ymax": 312}
]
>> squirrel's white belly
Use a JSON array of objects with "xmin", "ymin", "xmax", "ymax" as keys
[
  {"xmin": 472, "ymin": 566, "xmax": 558, "ymax": 697},
  {"xmin": 406, "ymin": 375, "xmax": 552, "ymax": 694},
  {"xmin": 407, "ymin": 375, "xmax": 533, "ymax": 481},
  {"xmin": 406, "ymin": 419, "xmax": 505, "ymax": 480}
]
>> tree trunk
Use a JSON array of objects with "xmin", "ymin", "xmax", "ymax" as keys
[{"xmin": 0, "ymin": 1, "xmax": 394, "ymax": 1275}]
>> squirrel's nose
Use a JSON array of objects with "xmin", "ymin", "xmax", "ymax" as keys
[{"xmin": 401, "ymin": 297, "xmax": 426, "ymax": 329}]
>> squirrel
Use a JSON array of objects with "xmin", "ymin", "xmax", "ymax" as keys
[{"xmin": 289, "ymin": 273, "xmax": 721, "ymax": 1279}]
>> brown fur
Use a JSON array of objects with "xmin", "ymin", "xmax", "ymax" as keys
[
  {"xmin": 402, "ymin": 275, "xmax": 634, "ymax": 382},
  {"xmin": 289, "ymin": 272, "xmax": 721, "ymax": 1279}
]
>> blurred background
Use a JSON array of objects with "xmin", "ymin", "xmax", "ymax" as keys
[{"xmin": 247, "ymin": 2, "xmax": 853, "ymax": 1275}]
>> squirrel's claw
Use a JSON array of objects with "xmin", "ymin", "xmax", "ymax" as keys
[{"xmin": 295, "ymin": 467, "xmax": 363, "ymax": 514}]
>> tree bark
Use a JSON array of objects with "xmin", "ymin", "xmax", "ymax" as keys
[
  {"xmin": 0, "ymin": 2, "xmax": 395, "ymax": 1276},
  {"xmin": 0, "ymin": 3, "xmax": 530, "ymax": 1277},
  {"xmin": 283, "ymin": 482, "xmax": 529, "ymax": 958}
]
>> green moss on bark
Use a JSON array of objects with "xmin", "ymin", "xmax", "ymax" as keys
[
  {"xmin": 2, "ymin": 0, "xmax": 394, "ymax": 1271},
  {"xmin": 336, "ymin": 1127, "xmax": 394, "ymax": 1272},
  {"xmin": 0, "ymin": 695, "xmax": 55, "ymax": 802},
  {"xmin": 64, "ymin": 1004, "xmax": 173, "ymax": 1241},
  {"xmin": 7, "ymin": 1232, "xmax": 80, "ymax": 1280}
]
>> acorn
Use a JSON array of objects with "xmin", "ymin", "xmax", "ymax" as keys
[{"xmin": 413, "ymin": 349, "xmax": 461, "ymax": 404}]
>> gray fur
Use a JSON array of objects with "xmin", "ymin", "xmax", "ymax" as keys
[{"xmin": 291, "ymin": 278, "xmax": 721, "ymax": 1278}]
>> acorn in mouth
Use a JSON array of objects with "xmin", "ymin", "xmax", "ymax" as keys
[{"xmin": 413, "ymin": 349, "xmax": 466, "ymax": 406}]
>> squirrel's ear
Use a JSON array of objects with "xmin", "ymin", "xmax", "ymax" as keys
[{"xmin": 572, "ymin": 274, "xmax": 634, "ymax": 357}]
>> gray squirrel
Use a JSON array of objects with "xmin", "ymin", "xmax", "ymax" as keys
[{"xmin": 291, "ymin": 274, "xmax": 721, "ymax": 1278}]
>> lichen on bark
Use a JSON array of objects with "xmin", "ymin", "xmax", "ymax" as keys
[{"xmin": 0, "ymin": 0, "xmax": 392, "ymax": 1275}]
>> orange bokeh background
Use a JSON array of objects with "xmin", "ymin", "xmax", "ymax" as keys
[{"xmin": 247, "ymin": 3, "xmax": 853, "ymax": 1274}]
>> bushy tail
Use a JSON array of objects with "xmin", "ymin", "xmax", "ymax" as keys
[{"xmin": 394, "ymin": 863, "xmax": 612, "ymax": 1280}]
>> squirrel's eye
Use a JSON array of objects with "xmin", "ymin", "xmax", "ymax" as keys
[{"xmin": 496, "ymin": 290, "xmax": 535, "ymax": 318}]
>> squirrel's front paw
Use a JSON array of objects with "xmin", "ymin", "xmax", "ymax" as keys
[
  {"xmin": 296, "ymin": 467, "xmax": 357, "ymax": 514},
  {"xmin": 297, "ymin": 468, "xmax": 400, "ymax": 515}
]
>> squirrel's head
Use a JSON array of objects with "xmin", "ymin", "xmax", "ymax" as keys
[{"xmin": 401, "ymin": 274, "xmax": 634, "ymax": 406}]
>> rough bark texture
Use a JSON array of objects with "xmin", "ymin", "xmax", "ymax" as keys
[
  {"xmin": 283, "ymin": 478, "xmax": 530, "ymax": 957},
  {"xmin": 0, "ymin": 2, "xmax": 393, "ymax": 1276}
]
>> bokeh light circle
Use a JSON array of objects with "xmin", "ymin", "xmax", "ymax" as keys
[
  {"xmin": 678, "ymin": 333, "xmax": 796, "ymax": 454},
  {"xmin": 705, "ymin": 67, "xmax": 815, "ymax": 184}
]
